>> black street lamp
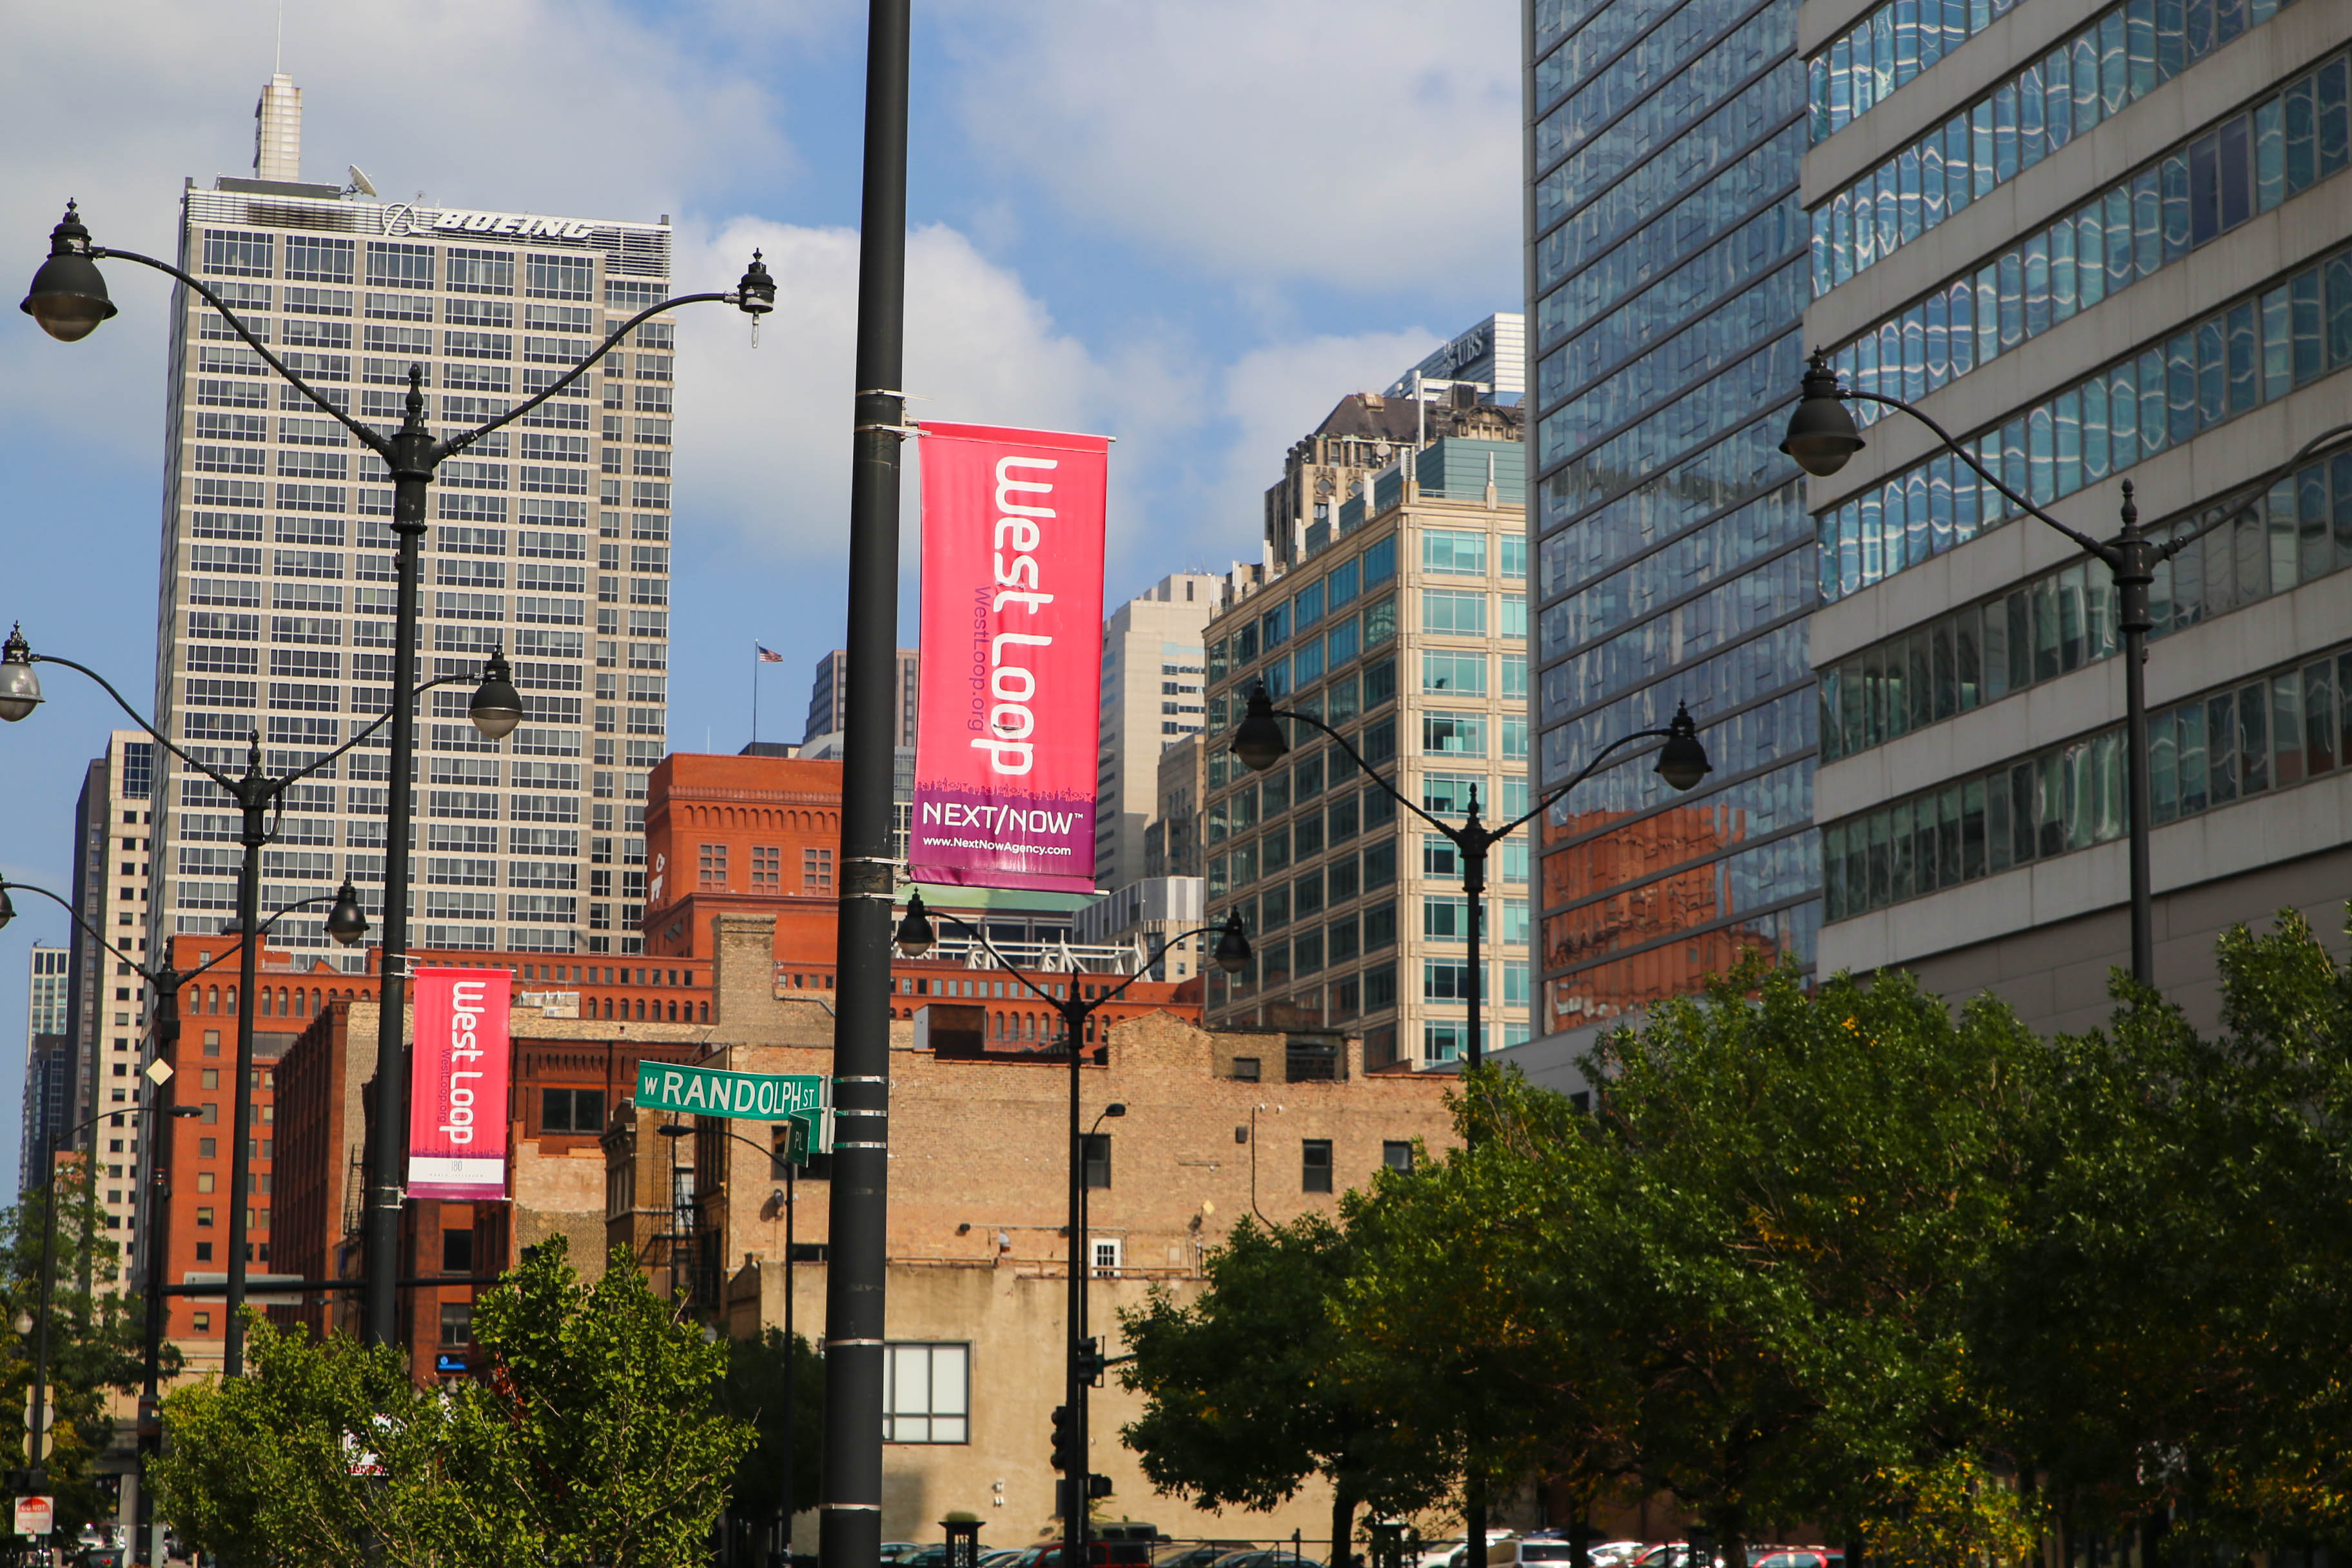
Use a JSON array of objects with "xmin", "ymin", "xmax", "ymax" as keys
[
  {"xmin": 1783, "ymin": 350, "xmax": 2352, "ymax": 988},
  {"xmin": 0, "ymin": 634, "xmax": 489, "ymax": 1374},
  {"xmin": 0, "ymin": 874, "xmax": 351, "ymax": 1554},
  {"xmin": 897, "ymin": 894, "xmax": 1248, "ymax": 1564},
  {"xmin": 24, "ymin": 199, "xmax": 774, "ymax": 1356},
  {"xmin": 659, "ymin": 1119, "xmax": 814, "ymax": 1562},
  {"xmin": 19, "ymin": 1097, "xmax": 203, "ymax": 1499},
  {"xmin": 1231, "ymin": 683, "xmax": 1707, "ymax": 1567}
]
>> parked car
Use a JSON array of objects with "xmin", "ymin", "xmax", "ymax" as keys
[
  {"xmin": 1157, "ymin": 1545, "xmax": 1248, "ymax": 1568},
  {"xmin": 1751, "ymin": 1549, "xmax": 1840, "ymax": 1568},
  {"xmin": 1627, "ymin": 1545, "xmax": 1718, "ymax": 1568},
  {"xmin": 1207, "ymin": 1550, "xmax": 1325, "ymax": 1568},
  {"xmin": 880, "ymin": 1545, "xmax": 926, "ymax": 1565}
]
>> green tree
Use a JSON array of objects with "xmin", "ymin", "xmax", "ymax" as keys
[
  {"xmin": 1975, "ymin": 909, "xmax": 2352, "ymax": 1553},
  {"xmin": 715, "ymin": 1328, "xmax": 826, "ymax": 1538},
  {"xmin": 1342, "ymin": 964, "xmax": 2049, "ymax": 1567},
  {"xmin": 1120, "ymin": 1212, "xmax": 1451, "ymax": 1561},
  {"xmin": 0, "ymin": 1158, "xmax": 173, "ymax": 1547},
  {"xmin": 150, "ymin": 1235, "xmax": 754, "ymax": 1567}
]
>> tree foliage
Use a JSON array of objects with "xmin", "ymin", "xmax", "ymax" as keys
[
  {"xmin": 1119, "ymin": 1212, "xmax": 1451, "ymax": 1558},
  {"xmin": 1118, "ymin": 913, "xmax": 2352, "ymax": 1561},
  {"xmin": 0, "ymin": 1158, "xmax": 174, "ymax": 1545},
  {"xmin": 149, "ymin": 1235, "xmax": 754, "ymax": 1567},
  {"xmin": 715, "ymin": 1327, "xmax": 826, "ymax": 1531},
  {"xmin": 1340, "ymin": 962, "xmax": 2047, "ymax": 1567}
]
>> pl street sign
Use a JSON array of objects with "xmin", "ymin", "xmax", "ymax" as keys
[{"xmin": 634, "ymin": 1061, "xmax": 831, "ymax": 1145}]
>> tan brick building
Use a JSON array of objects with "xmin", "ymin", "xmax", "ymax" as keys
[
  {"xmin": 627, "ymin": 914, "xmax": 1460, "ymax": 1547},
  {"xmin": 251, "ymin": 909, "xmax": 1448, "ymax": 1545}
]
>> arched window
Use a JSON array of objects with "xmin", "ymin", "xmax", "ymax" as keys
[
  {"xmin": 698, "ymin": 1001, "xmax": 709, "ymax": 1023},
  {"xmin": 226, "ymin": 986, "xmax": 237, "ymax": 1014},
  {"xmin": 206, "ymin": 986, "xmax": 219, "ymax": 1014}
]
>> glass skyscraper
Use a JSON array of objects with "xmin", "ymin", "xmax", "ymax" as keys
[{"xmin": 1524, "ymin": 0, "xmax": 1821, "ymax": 1045}]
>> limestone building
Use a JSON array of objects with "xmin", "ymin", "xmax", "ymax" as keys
[
  {"xmin": 148, "ymin": 73, "xmax": 678, "ymax": 968},
  {"xmin": 1197, "ymin": 373, "xmax": 1532, "ymax": 1068},
  {"xmin": 1093, "ymin": 574, "xmax": 1219, "ymax": 890},
  {"xmin": 1800, "ymin": 0, "xmax": 2352, "ymax": 1028}
]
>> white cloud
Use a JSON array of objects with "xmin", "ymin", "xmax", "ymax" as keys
[
  {"xmin": 0, "ymin": 0, "xmax": 799, "ymax": 451},
  {"xmin": 1206, "ymin": 324, "xmax": 1444, "ymax": 545},
  {"xmin": 943, "ymin": 0, "xmax": 1520, "ymax": 292},
  {"xmin": 670, "ymin": 216, "xmax": 1200, "ymax": 574}
]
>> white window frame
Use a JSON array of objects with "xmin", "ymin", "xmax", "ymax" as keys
[{"xmin": 882, "ymin": 1342, "xmax": 970, "ymax": 1444}]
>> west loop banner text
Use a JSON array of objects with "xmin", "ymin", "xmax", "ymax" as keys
[
  {"xmin": 408, "ymin": 966, "xmax": 512, "ymax": 1201},
  {"xmin": 910, "ymin": 422, "xmax": 1111, "ymax": 894}
]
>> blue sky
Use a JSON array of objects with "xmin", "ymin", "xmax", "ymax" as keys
[{"xmin": 0, "ymin": 0, "xmax": 1520, "ymax": 1183}]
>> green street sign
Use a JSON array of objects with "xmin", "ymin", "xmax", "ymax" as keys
[
  {"xmin": 635, "ymin": 1061, "xmax": 830, "ymax": 1137},
  {"xmin": 780, "ymin": 1116, "xmax": 812, "ymax": 1167}
]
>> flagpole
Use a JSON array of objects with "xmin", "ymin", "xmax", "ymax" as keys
[{"xmin": 752, "ymin": 642, "xmax": 761, "ymax": 745}]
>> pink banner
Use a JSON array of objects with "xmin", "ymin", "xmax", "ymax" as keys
[
  {"xmin": 407, "ymin": 967, "xmax": 513, "ymax": 1201},
  {"xmin": 912, "ymin": 421, "xmax": 1112, "ymax": 893}
]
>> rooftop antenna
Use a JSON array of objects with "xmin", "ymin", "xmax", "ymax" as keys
[
  {"xmin": 273, "ymin": 0, "xmax": 285, "ymax": 75},
  {"xmin": 347, "ymin": 164, "xmax": 378, "ymax": 198}
]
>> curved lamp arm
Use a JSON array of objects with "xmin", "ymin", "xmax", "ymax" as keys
[
  {"xmin": 1266, "ymin": 698, "xmax": 1459, "ymax": 838},
  {"xmin": 88, "ymin": 246, "xmax": 392, "ymax": 458},
  {"xmin": 436, "ymin": 291, "xmax": 734, "ymax": 458},
  {"xmin": 2146, "ymin": 420, "xmax": 2352, "ymax": 562},
  {"xmin": 1078, "ymin": 925, "xmax": 1222, "ymax": 1013},
  {"xmin": 1842, "ymin": 389, "xmax": 2115, "ymax": 564},
  {"xmin": 273, "ymin": 671, "xmax": 473, "ymax": 791},
  {"xmin": 25, "ymin": 649, "xmax": 240, "ymax": 790},
  {"xmin": 921, "ymin": 907, "xmax": 1076, "ymax": 1015},
  {"xmin": 0, "ymin": 878, "xmax": 147, "ymax": 974},
  {"xmin": 1493, "ymin": 725, "xmax": 1673, "ymax": 843},
  {"xmin": 177, "ymin": 891, "xmax": 343, "ymax": 985}
]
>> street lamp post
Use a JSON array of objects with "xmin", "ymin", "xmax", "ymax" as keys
[
  {"xmin": 1782, "ymin": 351, "xmax": 2352, "ymax": 988},
  {"xmin": 1, "ymin": 636, "xmax": 488, "ymax": 1373},
  {"xmin": 0, "ymin": 875, "xmax": 364, "ymax": 1562},
  {"xmin": 19, "ymin": 1097, "xmax": 204, "ymax": 1500},
  {"xmin": 896, "ymin": 897, "xmax": 1249, "ymax": 1564},
  {"xmin": 657, "ymin": 1119, "xmax": 814, "ymax": 1566},
  {"xmin": 23, "ymin": 200, "xmax": 776, "ymax": 1355},
  {"xmin": 1228, "ymin": 684, "xmax": 1710, "ymax": 1568}
]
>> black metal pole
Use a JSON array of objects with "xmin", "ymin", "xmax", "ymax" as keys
[
  {"xmin": 819, "ymin": 4, "xmax": 909, "ymax": 1568},
  {"xmin": 364, "ymin": 369, "xmax": 436, "ymax": 1352},
  {"xmin": 137, "ymin": 989, "xmax": 181, "ymax": 1567},
  {"xmin": 781, "ymin": 1158, "xmax": 797, "ymax": 1568},
  {"xmin": 28, "ymin": 1141, "xmax": 62, "ymax": 1489},
  {"xmin": 2110, "ymin": 482, "xmax": 2157, "ymax": 989},
  {"xmin": 1458, "ymin": 801, "xmax": 1487, "ymax": 1568},
  {"xmin": 222, "ymin": 749, "xmax": 271, "ymax": 1376},
  {"xmin": 1065, "ymin": 998, "xmax": 1088, "ymax": 1561}
]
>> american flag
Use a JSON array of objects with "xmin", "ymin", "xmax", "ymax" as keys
[{"xmin": 756, "ymin": 643, "xmax": 784, "ymax": 663}]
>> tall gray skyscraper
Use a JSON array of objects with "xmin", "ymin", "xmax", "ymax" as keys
[
  {"xmin": 1522, "ymin": 0, "xmax": 1817, "ymax": 1054},
  {"xmin": 1803, "ymin": 0, "xmax": 2352, "ymax": 1030},
  {"xmin": 151, "ymin": 75, "xmax": 675, "ymax": 963}
]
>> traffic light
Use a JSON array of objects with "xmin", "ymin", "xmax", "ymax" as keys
[
  {"xmin": 1075, "ymin": 1336, "xmax": 1106, "ymax": 1385},
  {"xmin": 1049, "ymin": 1404, "xmax": 1076, "ymax": 1473},
  {"xmin": 1087, "ymin": 1473, "xmax": 1113, "ymax": 1500}
]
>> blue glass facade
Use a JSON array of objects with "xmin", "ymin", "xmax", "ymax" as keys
[{"xmin": 1526, "ymin": 0, "xmax": 1820, "ymax": 1035}]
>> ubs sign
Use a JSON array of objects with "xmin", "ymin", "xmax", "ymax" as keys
[
  {"xmin": 430, "ymin": 210, "xmax": 599, "ymax": 240},
  {"xmin": 1423, "ymin": 322, "xmax": 1493, "ymax": 380}
]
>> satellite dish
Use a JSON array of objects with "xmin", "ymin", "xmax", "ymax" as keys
[{"xmin": 348, "ymin": 164, "xmax": 378, "ymax": 198}]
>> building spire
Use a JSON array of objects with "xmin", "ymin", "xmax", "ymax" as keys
[{"xmin": 253, "ymin": 72, "xmax": 302, "ymax": 182}]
